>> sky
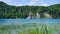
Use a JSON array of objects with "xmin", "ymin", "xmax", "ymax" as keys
[{"xmin": 0, "ymin": 0, "xmax": 60, "ymax": 6}]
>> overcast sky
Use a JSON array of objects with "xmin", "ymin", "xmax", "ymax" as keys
[{"xmin": 0, "ymin": 0, "xmax": 60, "ymax": 6}]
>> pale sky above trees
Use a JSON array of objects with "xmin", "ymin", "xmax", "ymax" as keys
[{"xmin": 0, "ymin": 0, "xmax": 60, "ymax": 6}]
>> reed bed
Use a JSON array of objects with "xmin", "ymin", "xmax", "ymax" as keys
[{"xmin": 0, "ymin": 23, "xmax": 60, "ymax": 34}]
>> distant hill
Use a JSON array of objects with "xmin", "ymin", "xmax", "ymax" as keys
[{"xmin": 0, "ymin": 2, "xmax": 60, "ymax": 19}]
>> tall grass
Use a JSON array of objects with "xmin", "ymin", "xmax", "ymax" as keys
[{"xmin": 0, "ymin": 23, "xmax": 59, "ymax": 34}]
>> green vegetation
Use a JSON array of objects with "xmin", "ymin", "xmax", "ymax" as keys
[
  {"xmin": 0, "ymin": 23, "xmax": 60, "ymax": 34},
  {"xmin": 0, "ymin": 1, "xmax": 60, "ymax": 18}
]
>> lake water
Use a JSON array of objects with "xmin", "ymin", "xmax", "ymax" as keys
[
  {"xmin": 0, "ymin": 19, "xmax": 60, "ymax": 25},
  {"xmin": 0, "ymin": 19, "xmax": 60, "ymax": 34}
]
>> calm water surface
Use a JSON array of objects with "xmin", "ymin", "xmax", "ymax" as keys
[{"xmin": 0, "ymin": 19, "xmax": 60, "ymax": 25}]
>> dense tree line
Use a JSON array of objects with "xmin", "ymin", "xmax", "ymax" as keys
[{"xmin": 0, "ymin": 2, "xmax": 60, "ymax": 19}]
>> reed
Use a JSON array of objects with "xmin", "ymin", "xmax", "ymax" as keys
[{"xmin": 0, "ymin": 23, "xmax": 59, "ymax": 34}]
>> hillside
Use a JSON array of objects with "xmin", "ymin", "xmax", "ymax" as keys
[{"xmin": 0, "ymin": 2, "xmax": 60, "ymax": 19}]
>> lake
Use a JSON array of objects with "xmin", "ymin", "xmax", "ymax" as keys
[
  {"xmin": 0, "ymin": 19, "xmax": 60, "ymax": 34},
  {"xmin": 0, "ymin": 19, "xmax": 60, "ymax": 24}
]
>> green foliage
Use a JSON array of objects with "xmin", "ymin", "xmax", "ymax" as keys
[
  {"xmin": 0, "ymin": 2, "xmax": 60, "ymax": 18},
  {"xmin": 0, "ymin": 23, "xmax": 59, "ymax": 34}
]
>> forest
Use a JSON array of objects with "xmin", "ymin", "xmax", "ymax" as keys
[{"xmin": 0, "ymin": 1, "xmax": 60, "ymax": 19}]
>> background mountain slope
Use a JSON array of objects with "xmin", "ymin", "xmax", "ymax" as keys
[{"xmin": 0, "ymin": 2, "xmax": 60, "ymax": 19}]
